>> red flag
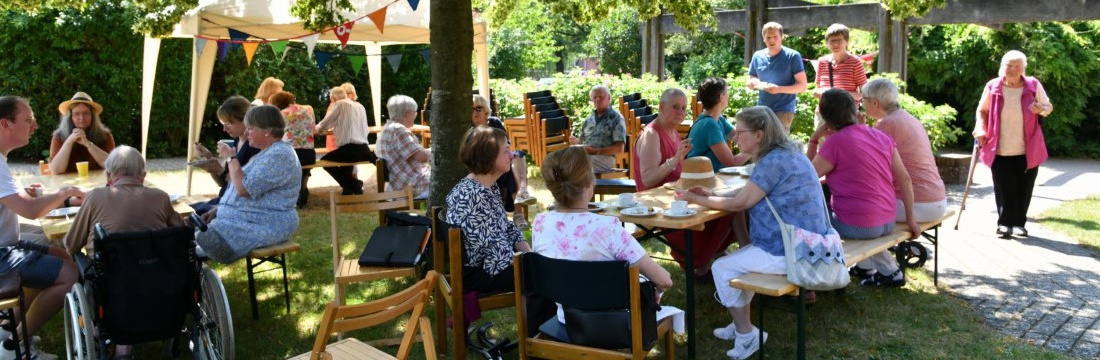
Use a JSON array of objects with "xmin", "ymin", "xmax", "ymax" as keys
[
  {"xmin": 859, "ymin": 51, "xmax": 878, "ymax": 63},
  {"xmin": 367, "ymin": 6, "xmax": 388, "ymax": 34},
  {"xmin": 333, "ymin": 21, "xmax": 355, "ymax": 49}
]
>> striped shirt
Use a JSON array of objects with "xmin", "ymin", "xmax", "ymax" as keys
[{"xmin": 814, "ymin": 53, "xmax": 867, "ymax": 93}]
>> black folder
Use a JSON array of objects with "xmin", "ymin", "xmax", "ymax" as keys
[{"xmin": 358, "ymin": 226, "xmax": 432, "ymax": 267}]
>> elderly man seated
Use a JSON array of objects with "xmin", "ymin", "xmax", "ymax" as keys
[
  {"xmin": 570, "ymin": 85, "xmax": 627, "ymax": 174},
  {"xmin": 377, "ymin": 95, "xmax": 431, "ymax": 198},
  {"xmin": 62, "ymin": 145, "xmax": 183, "ymax": 359}
]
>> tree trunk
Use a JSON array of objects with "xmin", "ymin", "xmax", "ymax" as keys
[{"xmin": 428, "ymin": 0, "xmax": 474, "ymax": 208}]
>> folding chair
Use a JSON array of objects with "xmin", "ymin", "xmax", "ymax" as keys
[
  {"xmin": 329, "ymin": 188, "xmax": 421, "ymax": 305},
  {"xmin": 513, "ymin": 252, "xmax": 675, "ymax": 360},
  {"xmin": 288, "ymin": 271, "xmax": 440, "ymax": 360}
]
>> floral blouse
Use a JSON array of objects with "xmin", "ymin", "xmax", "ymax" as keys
[
  {"xmin": 531, "ymin": 211, "xmax": 645, "ymax": 264},
  {"xmin": 281, "ymin": 104, "xmax": 316, "ymax": 149},
  {"xmin": 445, "ymin": 177, "xmax": 523, "ymax": 276}
]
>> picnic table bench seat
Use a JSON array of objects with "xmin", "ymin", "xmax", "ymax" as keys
[{"xmin": 725, "ymin": 210, "xmax": 954, "ymax": 360}]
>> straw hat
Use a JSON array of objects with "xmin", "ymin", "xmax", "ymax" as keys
[
  {"xmin": 58, "ymin": 92, "xmax": 103, "ymax": 116},
  {"xmin": 674, "ymin": 156, "xmax": 724, "ymax": 190}
]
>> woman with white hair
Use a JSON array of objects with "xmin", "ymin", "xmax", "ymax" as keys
[
  {"xmin": 864, "ymin": 78, "xmax": 947, "ymax": 222},
  {"xmin": 62, "ymin": 145, "xmax": 184, "ymax": 358},
  {"xmin": 377, "ymin": 95, "xmax": 431, "ymax": 198},
  {"xmin": 316, "ymin": 87, "xmax": 376, "ymax": 195},
  {"xmin": 973, "ymin": 50, "xmax": 1052, "ymax": 238}
]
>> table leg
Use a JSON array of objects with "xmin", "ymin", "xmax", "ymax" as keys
[{"xmin": 685, "ymin": 230, "xmax": 695, "ymax": 359}]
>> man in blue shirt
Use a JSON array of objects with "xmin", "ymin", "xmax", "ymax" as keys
[{"xmin": 747, "ymin": 22, "xmax": 808, "ymax": 134}]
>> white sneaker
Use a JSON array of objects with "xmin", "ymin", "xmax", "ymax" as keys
[
  {"xmin": 0, "ymin": 341, "xmax": 57, "ymax": 360},
  {"xmin": 726, "ymin": 327, "xmax": 767, "ymax": 360},
  {"xmin": 713, "ymin": 322, "xmax": 737, "ymax": 340}
]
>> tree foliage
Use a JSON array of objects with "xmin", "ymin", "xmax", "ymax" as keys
[
  {"xmin": 485, "ymin": 0, "xmax": 562, "ymax": 79},
  {"xmin": 582, "ymin": 8, "xmax": 642, "ymax": 76}
]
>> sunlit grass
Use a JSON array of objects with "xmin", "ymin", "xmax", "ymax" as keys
[{"xmin": 1039, "ymin": 196, "xmax": 1100, "ymax": 256}]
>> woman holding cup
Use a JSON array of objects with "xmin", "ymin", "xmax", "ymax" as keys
[
  {"xmin": 191, "ymin": 96, "xmax": 261, "ymax": 215},
  {"xmin": 633, "ymin": 88, "xmax": 737, "ymax": 282},
  {"xmin": 49, "ymin": 92, "xmax": 116, "ymax": 174}
]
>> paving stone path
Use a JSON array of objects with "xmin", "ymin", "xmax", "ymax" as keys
[{"xmin": 937, "ymin": 157, "xmax": 1100, "ymax": 359}]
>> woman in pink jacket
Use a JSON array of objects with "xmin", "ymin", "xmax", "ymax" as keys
[{"xmin": 973, "ymin": 50, "xmax": 1053, "ymax": 238}]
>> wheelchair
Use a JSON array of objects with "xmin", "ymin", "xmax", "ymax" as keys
[{"xmin": 63, "ymin": 214, "xmax": 234, "ymax": 360}]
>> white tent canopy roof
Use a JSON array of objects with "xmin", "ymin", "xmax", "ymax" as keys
[{"xmin": 141, "ymin": 0, "xmax": 489, "ymax": 194}]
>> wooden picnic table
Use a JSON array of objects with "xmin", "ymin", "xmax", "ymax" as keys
[
  {"xmin": 22, "ymin": 170, "xmax": 194, "ymax": 241},
  {"xmin": 603, "ymin": 172, "xmax": 747, "ymax": 359}
]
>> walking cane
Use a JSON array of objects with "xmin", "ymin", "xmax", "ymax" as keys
[{"xmin": 954, "ymin": 141, "xmax": 980, "ymax": 230}]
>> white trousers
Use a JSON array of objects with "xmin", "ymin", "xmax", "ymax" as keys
[
  {"xmin": 711, "ymin": 244, "xmax": 786, "ymax": 308},
  {"xmin": 894, "ymin": 199, "xmax": 948, "ymax": 223}
]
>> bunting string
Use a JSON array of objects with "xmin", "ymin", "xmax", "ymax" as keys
[{"xmin": 194, "ymin": 0, "xmax": 402, "ymax": 44}]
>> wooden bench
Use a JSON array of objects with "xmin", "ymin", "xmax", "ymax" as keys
[
  {"xmin": 727, "ymin": 210, "xmax": 955, "ymax": 360},
  {"xmin": 301, "ymin": 159, "xmax": 374, "ymax": 170}
]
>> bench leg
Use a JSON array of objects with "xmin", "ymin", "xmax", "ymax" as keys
[
  {"xmin": 757, "ymin": 296, "xmax": 766, "ymax": 360},
  {"xmin": 247, "ymin": 257, "xmax": 259, "ymax": 320},
  {"xmin": 280, "ymin": 254, "xmax": 291, "ymax": 314}
]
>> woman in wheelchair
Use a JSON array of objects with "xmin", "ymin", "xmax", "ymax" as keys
[
  {"xmin": 62, "ymin": 145, "xmax": 185, "ymax": 359},
  {"xmin": 445, "ymin": 126, "xmax": 531, "ymax": 294},
  {"xmin": 532, "ymin": 146, "xmax": 672, "ymax": 293},
  {"xmin": 196, "ymin": 105, "xmax": 300, "ymax": 263}
]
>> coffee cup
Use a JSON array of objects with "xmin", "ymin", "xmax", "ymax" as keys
[
  {"xmin": 76, "ymin": 161, "xmax": 89, "ymax": 177},
  {"xmin": 618, "ymin": 193, "xmax": 635, "ymax": 206},
  {"xmin": 671, "ymin": 200, "xmax": 688, "ymax": 214}
]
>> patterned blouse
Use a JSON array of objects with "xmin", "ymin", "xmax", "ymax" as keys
[
  {"xmin": 445, "ymin": 177, "xmax": 523, "ymax": 276},
  {"xmin": 281, "ymin": 104, "xmax": 316, "ymax": 149}
]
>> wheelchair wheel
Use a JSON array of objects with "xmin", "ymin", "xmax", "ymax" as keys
[
  {"xmin": 63, "ymin": 283, "xmax": 100, "ymax": 360},
  {"xmin": 895, "ymin": 242, "xmax": 929, "ymax": 268},
  {"xmin": 191, "ymin": 265, "xmax": 235, "ymax": 360}
]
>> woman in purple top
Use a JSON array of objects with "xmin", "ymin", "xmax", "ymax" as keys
[{"xmin": 805, "ymin": 89, "xmax": 919, "ymax": 288}]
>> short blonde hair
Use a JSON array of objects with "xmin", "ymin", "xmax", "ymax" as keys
[
  {"xmin": 762, "ymin": 22, "xmax": 783, "ymax": 34},
  {"xmin": 254, "ymin": 77, "xmax": 284, "ymax": 103},
  {"xmin": 341, "ymin": 82, "xmax": 358, "ymax": 100},
  {"xmin": 542, "ymin": 146, "xmax": 594, "ymax": 208}
]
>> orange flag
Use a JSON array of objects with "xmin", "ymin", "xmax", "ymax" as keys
[
  {"xmin": 367, "ymin": 6, "xmax": 388, "ymax": 34},
  {"xmin": 242, "ymin": 42, "xmax": 259, "ymax": 66}
]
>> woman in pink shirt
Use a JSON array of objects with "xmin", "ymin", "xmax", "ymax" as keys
[{"xmin": 806, "ymin": 89, "xmax": 919, "ymax": 287}]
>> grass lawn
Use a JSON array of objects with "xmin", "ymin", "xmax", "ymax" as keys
[
  {"xmin": 1039, "ymin": 196, "xmax": 1100, "ymax": 256},
  {"xmin": 31, "ymin": 169, "xmax": 1069, "ymax": 359}
]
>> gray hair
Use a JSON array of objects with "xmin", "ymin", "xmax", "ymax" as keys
[
  {"xmin": 386, "ymin": 95, "xmax": 418, "ymax": 122},
  {"xmin": 472, "ymin": 94, "xmax": 491, "ymax": 110},
  {"xmin": 588, "ymin": 85, "xmax": 610, "ymax": 99},
  {"xmin": 329, "ymin": 87, "xmax": 347, "ymax": 102},
  {"xmin": 105, "ymin": 145, "xmax": 145, "ymax": 177},
  {"xmin": 243, "ymin": 105, "xmax": 286, "ymax": 138},
  {"xmin": 998, "ymin": 50, "xmax": 1028, "ymax": 77},
  {"xmin": 734, "ymin": 106, "xmax": 796, "ymax": 162},
  {"xmin": 659, "ymin": 88, "xmax": 686, "ymax": 105},
  {"xmin": 862, "ymin": 78, "xmax": 900, "ymax": 113}
]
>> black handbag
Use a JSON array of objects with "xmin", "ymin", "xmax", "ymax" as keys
[
  {"xmin": 561, "ymin": 281, "xmax": 660, "ymax": 350},
  {"xmin": 358, "ymin": 226, "xmax": 431, "ymax": 267}
]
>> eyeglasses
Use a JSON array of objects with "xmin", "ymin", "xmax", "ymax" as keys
[
  {"xmin": 732, "ymin": 129, "xmax": 755, "ymax": 138},
  {"xmin": 472, "ymin": 106, "xmax": 485, "ymax": 112}
]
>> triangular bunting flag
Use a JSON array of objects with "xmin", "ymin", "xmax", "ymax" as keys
[
  {"xmin": 217, "ymin": 41, "xmax": 230, "ymax": 61},
  {"xmin": 385, "ymin": 54, "xmax": 403, "ymax": 74},
  {"xmin": 302, "ymin": 34, "xmax": 319, "ymax": 58},
  {"xmin": 315, "ymin": 51, "xmax": 334, "ymax": 71},
  {"xmin": 407, "ymin": 0, "xmax": 420, "ymax": 11},
  {"xmin": 242, "ymin": 42, "xmax": 259, "ymax": 66},
  {"xmin": 269, "ymin": 41, "xmax": 288, "ymax": 61},
  {"xmin": 333, "ymin": 21, "xmax": 355, "ymax": 49},
  {"xmin": 227, "ymin": 28, "xmax": 250, "ymax": 52},
  {"xmin": 420, "ymin": 48, "xmax": 431, "ymax": 66},
  {"xmin": 367, "ymin": 6, "xmax": 388, "ymax": 34},
  {"xmin": 348, "ymin": 55, "xmax": 366, "ymax": 74},
  {"xmin": 194, "ymin": 38, "xmax": 208, "ymax": 57}
]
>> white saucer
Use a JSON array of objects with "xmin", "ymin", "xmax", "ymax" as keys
[
  {"xmin": 719, "ymin": 166, "xmax": 745, "ymax": 175},
  {"xmin": 587, "ymin": 202, "xmax": 608, "ymax": 213},
  {"xmin": 169, "ymin": 194, "xmax": 183, "ymax": 203},
  {"xmin": 660, "ymin": 208, "xmax": 697, "ymax": 218},
  {"xmin": 46, "ymin": 206, "xmax": 80, "ymax": 218},
  {"xmin": 614, "ymin": 201, "xmax": 640, "ymax": 209},
  {"xmin": 620, "ymin": 206, "xmax": 657, "ymax": 217}
]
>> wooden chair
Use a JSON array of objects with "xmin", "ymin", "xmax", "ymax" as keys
[
  {"xmin": 328, "ymin": 188, "xmax": 420, "ymax": 305},
  {"xmin": 512, "ymin": 252, "xmax": 675, "ymax": 360},
  {"xmin": 618, "ymin": 93, "xmax": 642, "ymax": 115},
  {"xmin": 375, "ymin": 158, "xmax": 427, "ymax": 208},
  {"xmin": 429, "ymin": 208, "xmax": 516, "ymax": 359},
  {"xmin": 245, "ymin": 241, "xmax": 302, "ymax": 319},
  {"xmin": 538, "ymin": 116, "xmax": 572, "ymax": 167},
  {"xmin": 0, "ymin": 273, "xmax": 31, "ymax": 358},
  {"xmin": 288, "ymin": 271, "xmax": 440, "ymax": 360}
]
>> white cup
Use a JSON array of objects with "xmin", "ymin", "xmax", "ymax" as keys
[
  {"xmin": 618, "ymin": 193, "xmax": 635, "ymax": 206},
  {"xmin": 745, "ymin": 163, "xmax": 756, "ymax": 175},
  {"xmin": 671, "ymin": 200, "xmax": 688, "ymax": 214},
  {"xmin": 218, "ymin": 139, "xmax": 235, "ymax": 147}
]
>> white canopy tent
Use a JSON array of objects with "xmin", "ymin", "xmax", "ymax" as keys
[{"xmin": 140, "ymin": 0, "xmax": 490, "ymax": 194}]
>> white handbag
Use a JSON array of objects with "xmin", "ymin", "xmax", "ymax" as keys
[{"xmin": 764, "ymin": 195, "xmax": 850, "ymax": 291}]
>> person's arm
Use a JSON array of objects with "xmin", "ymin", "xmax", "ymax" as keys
[
  {"xmin": 49, "ymin": 134, "xmax": 77, "ymax": 174},
  {"xmin": 217, "ymin": 142, "xmax": 249, "ymax": 198},
  {"xmin": 764, "ymin": 71, "xmax": 808, "ymax": 95},
  {"xmin": 974, "ymin": 84, "xmax": 992, "ymax": 146},
  {"xmin": 805, "ymin": 124, "xmax": 832, "ymax": 159},
  {"xmin": 412, "ymin": 148, "xmax": 431, "ymax": 163},
  {"xmin": 636, "ymin": 255, "xmax": 672, "ymax": 292},
  {"xmin": 587, "ymin": 141, "xmax": 624, "ymax": 156},
  {"xmin": 0, "ymin": 186, "xmax": 84, "ymax": 220},
  {"xmin": 636, "ymin": 131, "xmax": 691, "ymax": 189},
  {"xmin": 677, "ymin": 181, "xmax": 766, "ymax": 213},
  {"xmin": 83, "ymin": 132, "xmax": 113, "ymax": 168},
  {"xmin": 62, "ymin": 193, "xmax": 95, "ymax": 254},
  {"xmin": 1029, "ymin": 81, "xmax": 1053, "ymax": 116},
  {"xmin": 811, "ymin": 154, "xmax": 834, "ymax": 178},
  {"xmin": 891, "ymin": 149, "xmax": 921, "ymax": 239}
]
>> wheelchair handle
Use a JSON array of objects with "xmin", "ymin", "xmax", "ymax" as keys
[{"xmin": 189, "ymin": 213, "xmax": 208, "ymax": 232}]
